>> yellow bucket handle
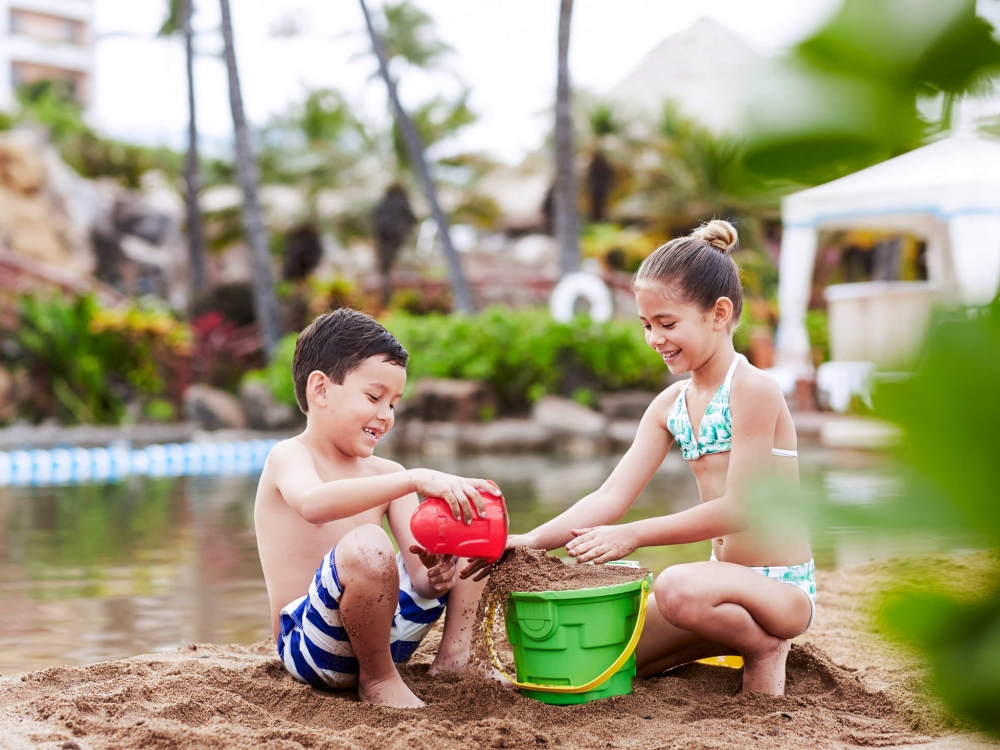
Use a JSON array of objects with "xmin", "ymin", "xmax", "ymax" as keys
[{"xmin": 485, "ymin": 579, "xmax": 651, "ymax": 694}]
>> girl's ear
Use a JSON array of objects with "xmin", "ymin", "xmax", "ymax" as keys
[
  {"xmin": 713, "ymin": 297, "xmax": 735, "ymax": 330},
  {"xmin": 307, "ymin": 370, "xmax": 330, "ymax": 408}
]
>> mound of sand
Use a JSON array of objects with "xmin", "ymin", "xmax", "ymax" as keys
[{"xmin": 0, "ymin": 555, "xmax": 996, "ymax": 750}]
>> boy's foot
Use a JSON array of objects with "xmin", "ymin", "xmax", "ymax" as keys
[
  {"xmin": 358, "ymin": 673, "xmax": 425, "ymax": 708},
  {"xmin": 741, "ymin": 638, "xmax": 790, "ymax": 695}
]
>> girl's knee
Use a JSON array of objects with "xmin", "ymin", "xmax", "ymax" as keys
[{"xmin": 654, "ymin": 565, "xmax": 702, "ymax": 628}]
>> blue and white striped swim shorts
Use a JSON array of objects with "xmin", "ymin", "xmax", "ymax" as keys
[{"xmin": 277, "ymin": 545, "xmax": 447, "ymax": 689}]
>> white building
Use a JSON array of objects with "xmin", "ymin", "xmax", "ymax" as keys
[{"xmin": 0, "ymin": 0, "xmax": 94, "ymax": 111}]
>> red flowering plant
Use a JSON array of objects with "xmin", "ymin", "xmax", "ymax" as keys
[{"xmin": 189, "ymin": 312, "xmax": 264, "ymax": 393}]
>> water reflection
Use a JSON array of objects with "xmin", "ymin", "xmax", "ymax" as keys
[{"xmin": 0, "ymin": 446, "xmax": 931, "ymax": 674}]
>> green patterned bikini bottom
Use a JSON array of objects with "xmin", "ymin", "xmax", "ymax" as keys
[{"xmin": 710, "ymin": 554, "xmax": 816, "ymax": 631}]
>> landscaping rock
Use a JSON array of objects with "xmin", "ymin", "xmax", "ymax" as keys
[
  {"xmin": 410, "ymin": 379, "xmax": 496, "ymax": 422},
  {"xmin": 531, "ymin": 396, "xmax": 607, "ymax": 437},
  {"xmin": 185, "ymin": 385, "xmax": 247, "ymax": 431},
  {"xmin": 599, "ymin": 391, "xmax": 657, "ymax": 420},
  {"xmin": 460, "ymin": 419, "xmax": 552, "ymax": 453},
  {"xmin": 239, "ymin": 381, "xmax": 301, "ymax": 431},
  {"xmin": 608, "ymin": 419, "xmax": 641, "ymax": 450}
]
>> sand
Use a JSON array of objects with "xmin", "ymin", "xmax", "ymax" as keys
[{"xmin": 0, "ymin": 553, "xmax": 997, "ymax": 750}]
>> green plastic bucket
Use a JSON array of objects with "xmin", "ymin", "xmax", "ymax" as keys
[{"xmin": 499, "ymin": 572, "xmax": 653, "ymax": 705}]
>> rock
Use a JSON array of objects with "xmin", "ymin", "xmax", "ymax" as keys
[
  {"xmin": 184, "ymin": 385, "xmax": 247, "ymax": 431},
  {"xmin": 401, "ymin": 421, "xmax": 461, "ymax": 455},
  {"xmin": 459, "ymin": 419, "xmax": 552, "ymax": 453},
  {"xmin": 239, "ymin": 381, "xmax": 302, "ymax": 431},
  {"xmin": 532, "ymin": 396, "xmax": 608, "ymax": 454},
  {"xmin": 531, "ymin": 396, "xmax": 606, "ymax": 437},
  {"xmin": 410, "ymin": 379, "xmax": 496, "ymax": 422},
  {"xmin": 607, "ymin": 419, "xmax": 641, "ymax": 450},
  {"xmin": 598, "ymin": 391, "xmax": 657, "ymax": 420},
  {"xmin": 0, "ymin": 131, "xmax": 95, "ymax": 278}
]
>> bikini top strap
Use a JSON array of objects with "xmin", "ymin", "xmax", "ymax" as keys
[{"xmin": 722, "ymin": 353, "xmax": 744, "ymax": 391}]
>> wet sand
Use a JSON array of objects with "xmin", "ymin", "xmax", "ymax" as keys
[{"xmin": 0, "ymin": 554, "xmax": 996, "ymax": 750}]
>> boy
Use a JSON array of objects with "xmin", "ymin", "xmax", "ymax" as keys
[{"xmin": 254, "ymin": 308, "xmax": 500, "ymax": 708}]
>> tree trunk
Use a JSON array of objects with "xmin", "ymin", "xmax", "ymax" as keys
[
  {"xmin": 182, "ymin": 0, "xmax": 206, "ymax": 296},
  {"xmin": 554, "ymin": 0, "xmax": 579, "ymax": 276},
  {"xmin": 358, "ymin": 0, "xmax": 475, "ymax": 314},
  {"xmin": 218, "ymin": 0, "xmax": 282, "ymax": 358}
]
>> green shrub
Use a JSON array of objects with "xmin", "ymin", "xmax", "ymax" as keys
[
  {"xmin": 1, "ymin": 294, "xmax": 190, "ymax": 425},
  {"xmin": 243, "ymin": 334, "xmax": 300, "ymax": 410},
  {"xmin": 245, "ymin": 308, "xmax": 667, "ymax": 415}
]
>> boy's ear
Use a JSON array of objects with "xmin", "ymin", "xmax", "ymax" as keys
[
  {"xmin": 307, "ymin": 370, "xmax": 330, "ymax": 408},
  {"xmin": 713, "ymin": 297, "xmax": 735, "ymax": 330}
]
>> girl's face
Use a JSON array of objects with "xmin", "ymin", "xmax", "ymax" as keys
[{"xmin": 635, "ymin": 285, "xmax": 730, "ymax": 374}]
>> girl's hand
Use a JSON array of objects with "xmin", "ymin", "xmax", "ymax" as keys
[
  {"xmin": 410, "ymin": 545, "xmax": 458, "ymax": 594},
  {"xmin": 566, "ymin": 526, "xmax": 639, "ymax": 564},
  {"xmin": 459, "ymin": 533, "xmax": 537, "ymax": 582}
]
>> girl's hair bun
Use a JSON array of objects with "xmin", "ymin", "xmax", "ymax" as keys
[{"xmin": 690, "ymin": 219, "xmax": 738, "ymax": 255}]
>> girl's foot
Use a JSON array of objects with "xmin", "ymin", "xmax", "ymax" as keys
[
  {"xmin": 742, "ymin": 639, "xmax": 790, "ymax": 695},
  {"xmin": 358, "ymin": 673, "xmax": 425, "ymax": 708}
]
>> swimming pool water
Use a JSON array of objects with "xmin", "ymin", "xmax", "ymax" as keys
[{"xmin": 0, "ymin": 446, "xmax": 935, "ymax": 675}]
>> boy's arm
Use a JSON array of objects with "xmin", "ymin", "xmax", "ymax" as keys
[
  {"xmin": 567, "ymin": 374, "xmax": 782, "ymax": 562},
  {"xmin": 269, "ymin": 440, "xmax": 418, "ymax": 524},
  {"xmin": 270, "ymin": 440, "xmax": 499, "ymax": 526}
]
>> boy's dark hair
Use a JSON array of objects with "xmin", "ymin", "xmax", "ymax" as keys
[{"xmin": 292, "ymin": 308, "xmax": 408, "ymax": 413}]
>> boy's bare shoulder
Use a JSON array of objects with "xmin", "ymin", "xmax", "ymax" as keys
[
  {"xmin": 265, "ymin": 438, "xmax": 403, "ymax": 477},
  {"xmin": 264, "ymin": 436, "xmax": 315, "ymax": 469},
  {"xmin": 367, "ymin": 455, "xmax": 407, "ymax": 476}
]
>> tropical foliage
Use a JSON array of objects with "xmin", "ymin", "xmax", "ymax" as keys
[
  {"xmin": 246, "ymin": 308, "xmax": 666, "ymax": 416},
  {"xmin": 1, "ymin": 294, "xmax": 190, "ymax": 425}
]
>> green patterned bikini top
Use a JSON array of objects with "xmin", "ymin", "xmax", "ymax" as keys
[{"xmin": 667, "ymin": 354, "xmax": 745, "ymax": 460}]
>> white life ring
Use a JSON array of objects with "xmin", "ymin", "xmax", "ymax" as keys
[{"xmin": 550, "ymin": 272, "xmax": 613, "ymax": 323}]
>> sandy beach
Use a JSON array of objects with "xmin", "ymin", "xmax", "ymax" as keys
[{"xmin": 0, "ymin": 554, "xmax": 996, "ymax": 750}]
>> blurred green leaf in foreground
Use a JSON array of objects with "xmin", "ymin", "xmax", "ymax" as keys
[
  {"xmin": 744, "ymin": 0, "xmax": 1000, "ymax": 182},
  {"xmin": 874, "ymin": 300, "xmax": 1000, "ymax": 735}
]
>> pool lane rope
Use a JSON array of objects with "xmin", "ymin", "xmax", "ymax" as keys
[
  {"xmin": 484, "ymin": 578, "xmax": 651, "ymax": 694},
  {"xmin": 0, "ymin": 439, "xmax": 279, "ymax": 487}
]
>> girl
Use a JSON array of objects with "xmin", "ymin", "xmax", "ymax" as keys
[{"xmin": 463, "ymin": 220, "xmax": 814, "ymax": 695}]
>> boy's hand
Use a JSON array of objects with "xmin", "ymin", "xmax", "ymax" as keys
[
  {"xmin": 408, "ymin": 469, "xmax": 501, "ymax": 525},
  {"xmin": 409, "ymin": 545, "xmax": 458, "ymax": 594},
  {"xmin": 459, "ymin": 533, "xmax": 537, "ymax": 582},
  {"xmin": 565, "ymin": 525, "xmax": 639, "ymax": 564}
]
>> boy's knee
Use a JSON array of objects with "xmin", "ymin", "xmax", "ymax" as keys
[
  {"xmin": 655, "ymin": 565, "xmax": 701, "ymax": 629},
  {"xmin": 337, "ymin": 524, "xmax": 396, "ymax": 578}
]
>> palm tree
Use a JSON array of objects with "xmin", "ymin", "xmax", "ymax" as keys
[
  {"xmin": 373, "ymin": 184, "xmax": 417, "ymax": 305},
  {"xmin": 554, "ymin": 0, "xmax": 579, "ymax": 275},
  {"xmin": 218, "ymin": 0, "xmax": 282, "ymax": 358},
  {"xmin": 159, "ymin": 0, "xmax": 206, "ymax": 294},
  {"xmin": 358, "ymin": 0, "xmax": 474, "ymax": 313}
]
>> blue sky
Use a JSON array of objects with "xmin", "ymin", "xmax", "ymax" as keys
[{"xmin": 91, "ymin": 0, "xmax": 839, "ymax": 163}]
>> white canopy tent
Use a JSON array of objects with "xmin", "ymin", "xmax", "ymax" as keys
[{"xmin": 775, "ymin": 131, "xmax": 1000, "ymax": 373}]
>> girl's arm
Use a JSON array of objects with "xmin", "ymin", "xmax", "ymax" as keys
[
  {"xmin": 521, "ymin": 387, "xmax": 678, "ymax": 551},
  {"xmin": 568, "ymin": 371, "xmax": 783, "ymax": 563}
]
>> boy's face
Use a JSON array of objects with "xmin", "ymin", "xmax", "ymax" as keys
[{"xmin": 313, "ymin": 355, "xmax": 406, "ymax": 457}]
